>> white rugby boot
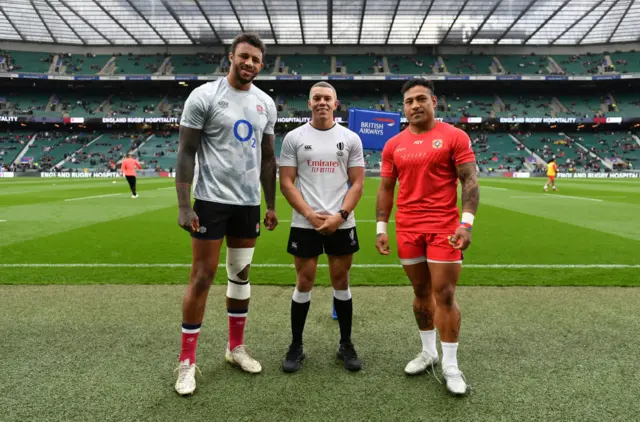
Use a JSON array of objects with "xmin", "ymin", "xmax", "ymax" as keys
[
  {"xmin": 225, "ymin": 344, "xmax": 262, "ymax": 374},
  {"xmin": 174, "ymin": 359, "xmax": 199, "ymax": 396},
  {"xmin": 443, "ymin": 366, "xmax": 468, "ymax": 395},
  {"xmin": 404, "ymin": 351, "xmax": 439, "ymax": 375}
]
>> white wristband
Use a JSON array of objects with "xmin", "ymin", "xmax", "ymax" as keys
[
  {"xmin": 461, "ymin": 212, "xmax": 475, "ymax": 225},
  {"xmin": 376, "ymin": 222, "xmax": 387, "ymax": 235}
]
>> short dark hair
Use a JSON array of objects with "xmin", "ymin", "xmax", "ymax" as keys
[
  {"xmin": 231, "ymin": 32, "xmax": 267, "ymax": 56},
  {"xmin": 547, "ymin": 158, "xmax": 555, "ymax": 163},
  {"xmin": 401, "ymin": 78, "xmax": 435, "ymax": 96},
  {"xmin": 309, "ymin": 81, "xmax": 337, "ymax": 97}
]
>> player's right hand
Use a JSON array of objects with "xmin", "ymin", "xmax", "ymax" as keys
[
  {"xmin": 307, "ymin": 213, "xmax": 328, "ymax": 229},
  {"xmin": 376, "ymin": 233, "xmax": 391, "ymax": 255},
  {"xmin": 178, "ymin": 206, "xmax": 199, "ymax": 233}
]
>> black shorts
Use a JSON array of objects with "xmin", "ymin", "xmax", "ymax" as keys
[
  {"xmin": 287, "ymin": 227, "xmax": 360, "ymax": 258},
  {"xmin": 191, "ymin": 199, "xmax": 260, "ymax": 240}
]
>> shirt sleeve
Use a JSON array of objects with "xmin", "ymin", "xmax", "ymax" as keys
[
  {"xmin": 263, "ymin": 98, "xmax": 277, "ymax": 136},
  {"xmin": 380, "ymin": 137, "xmax": 398, "ymax": 178},
  {"xmin": 452, "ymin": 129, "xmax": 476, "ymax": 166},
  {"xmin": 347, "ymin": 132, "xmax": 365, "ymax": 168},
  {"xmin": 278, "ymin": 132, "xmax": 298, "ymax": 167},
  {"xmin": 180, "ymin": 85, "xmax": 208, "ymax": 130}
]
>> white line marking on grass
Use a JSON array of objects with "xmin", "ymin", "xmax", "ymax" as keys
[
  {"xmin": 1, "ymin": 264, "xmax": 638, "ymax": 269},
  {"xmin": 545, "ymin": 194, "xmax": 602, "ymax": 202},
  {"xmin": 64, "ymin": 193, "xmax": 123, "ymax": 202},
  {"xmin": 481, "ymin": 186, "xmax": 508, "ymax": 191},
  {"xmin": 510, "ymin": 194, "xmax": 602, "ymax": 202},
  {"xmin": 0, "ymin": 220, "xmax": 6, "ymax": 222}
]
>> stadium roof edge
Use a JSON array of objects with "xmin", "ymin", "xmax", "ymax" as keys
[
  {"xmin": 1, "ymin": 40, "xmax": 640, "ymax": 57},
  {"xmin": 1, "ymin": 0, "xmax": 639, "ymax": 46}
]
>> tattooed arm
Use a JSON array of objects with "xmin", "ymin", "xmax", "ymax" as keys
[
  {"xmin": 261, "ymin": 133, "xmax": 278, "ymax": 230},
  {"xmin": 261, "ymin": 133, "xmax": 277, "ymax": 210},
  {"xmin": 175, "ymin": 126, "xmax": 201, "ymax": 232},
  {"xmin": 449, "ymin": 162, "xmax": 479, "ymax": 250},
  {"xmin": 456, "ymin": 162, "xmax": 480, "ymax": 215}
]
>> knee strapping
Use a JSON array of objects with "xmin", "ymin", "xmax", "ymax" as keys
[{"xmin": 226, "ymin": 247, "xmax": 254, "ymax": 300}]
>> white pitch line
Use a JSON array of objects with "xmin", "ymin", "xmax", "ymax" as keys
[
  {"xmin": 64, "ymin": 193, "xmax": 123, "ymax": 202},
  {"xmin": 481, "ymin": 186, "xmax": 508, "ymax": 191},
  {"xmin": 0, "ymin": 220, "xmax": 6, "ymax": 223},
  {"xmin": 511, "ymin": 195, "xmax": 602, "ymax": 202},
  {"xmin": 544, "ymin": 193, "xmax": 602, "ymax": 202},
  {"xmin": 0, "ymin": 264, "xmax": 638, "ymax": 269}
]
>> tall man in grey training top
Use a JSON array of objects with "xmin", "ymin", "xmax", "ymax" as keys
[
  {"xmin": 173, "ymin": 32, "xmax": 278, "ymax": 396},
  {"xmin": 279, "ymin": 82, "xmax": 366, "ymax": 373}
]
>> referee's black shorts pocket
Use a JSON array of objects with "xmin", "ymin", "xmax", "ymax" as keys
[
  {"xmin": 324, "ymin": 227, "xmax": 360, "ymax": 256},
  {"xmin": 287, "ymin": 227, "xmax": 323, "ymax": 258}
]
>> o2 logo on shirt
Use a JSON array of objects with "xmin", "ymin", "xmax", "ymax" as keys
[{"xmin": 233, "ymin": 119, "xmax": 257, "ymax": 148}]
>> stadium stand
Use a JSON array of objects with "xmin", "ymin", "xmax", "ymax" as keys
[
  {"xmin": 472, "ymin": 133, "xmax": 529, "ymax": 172},
  {"xmin": 553, "ymin": 54, "xmax": 608, "ymax": 75},
  {"xmin": 497, "ymin": 95, "xmax": 554, "ymax": 118},
  {"xmin": 517, "ymin": 132, "xmax": 603, "ymax": 172},
  {"xmin": 570, "ymin": 132, "xmax": 639, "ymax": 168},
  {"xmin": 66, "ymin": 132, "xmax": 147, "ymax": 170},
  {"xmin": 387, "ymin": 55, "xmax": 437, "ymax": 74},
  {"xmin": 0, "ymin": 130, "xmax": 33, "ymax": 167},
  {"xmin": 275, "ymin": 134, "xmax": 284, "ymax": 158},
  {"xmin": 611, "ymin": 52, "xmax": 640, "ymax": 73},
  {"xmin": 16, "ymin": 132, "xmax": 92, "ymax": 170},
  {"xmin": 50, "ymin": 92, "xmax": 108, "ymax": 116},
  {"xmin": 282, "ymin": 93, "xmax": 310, "ymax": 112},
  {"xmin": 442, "ymin": 55, "xmax": 495, "ymax": 75},
  {"xmin": 441, "ymin": 94, "xmax": 497, "ymax": 118},
  {"xmin": 557, "ymin": 95, "xmax": 605, "ymax": 118},
  {"xmin": 107, "ymin": 94, "xmax": 166, "ymax": 118},
  {"xmin": 169, "ymin": 54, "xmax": 222, "ymax": 75},
  {"xmin": 114, "ymin": 55, "xmax": 165, "ymax": 75},
  {"xmin": 611, "ymin": 93, "xmax": 640, "ymax": 117},
  {"xmin": 496, "ymin": 55, "xmax": 551, "ymax": 75},
  {"xmin": 5, "ymin": 92, "xmax": 52, "ymax": 117},
  {"xmin": 363, "ymin": 149, "xmax": 382, "ymax": 169},
  {"xmin": 335, "ymin": 55, "xmax": 383, "ymax": 74},
  {"xmin": 137, "ymin": 131, "xmax": 179, "ymax": 171},
  {"xmin": 278, "ymin": 55, "xmax": 330, "ymax": 75},
  {"xmin": 339, "ymin": 93, "xmax": 385, "ymax": 111},
  {"xmin": 1, "ymin": 50, "xmax": 54, "ymax": 73},
  {"xmin": 2, "ymin": 50, "xmax": 640, "ymax": 77},
  {"xmin": 60, "ymin": 54, "xmax": 113, "ymax": 75}
]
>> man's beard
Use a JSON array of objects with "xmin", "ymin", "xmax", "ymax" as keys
[{"xmin": 235, "ymin": 66, "xmax": 256, "ymax": 85}]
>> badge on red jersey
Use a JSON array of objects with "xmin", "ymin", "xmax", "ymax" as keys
[{"xmin": 432, "ymin": 139, "xmax": 443, "ymax": 149}]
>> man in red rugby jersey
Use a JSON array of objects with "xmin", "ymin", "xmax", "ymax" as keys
[{"xmin": 375, "ymin": 78, "xmax": 479, "ymax": 395}]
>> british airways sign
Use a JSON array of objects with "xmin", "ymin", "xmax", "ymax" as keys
[{"xmin": 348, "ymin": 108, "xmax": 401, "ymax": 150}]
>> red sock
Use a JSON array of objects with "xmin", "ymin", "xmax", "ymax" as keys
[
  {"xmin": 179, "ymin": 324, "xmax": 201, "ymax": 363},
  {"xmin": 228, "ymin": 313, "xmax": 247, "ymax": 351}
]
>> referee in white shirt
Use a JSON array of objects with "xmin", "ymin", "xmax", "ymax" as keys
[{"xmin": 278, "ymin": 82, "xmax": 366, "ymax": 373}]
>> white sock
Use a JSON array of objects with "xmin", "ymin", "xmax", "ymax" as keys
[
  {"xmin": 419, "ymin": 330, "xmax": 438, "ymax": 358},
  {"xmin": 292, "ymin": 288, "xmax": 311, "ymax": 303},
  {"xmin": 441, "ymin": 342, "xmax": 459, "ymax": 369}
]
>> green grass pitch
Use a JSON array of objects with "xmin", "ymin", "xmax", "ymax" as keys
[
  {"xmin": 1, "ymin": 176, "xmax": 639, "ymax": 421},
  {"xmin": 1, "ymin": 176, "xmax": 639, "ymax": 285}
]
